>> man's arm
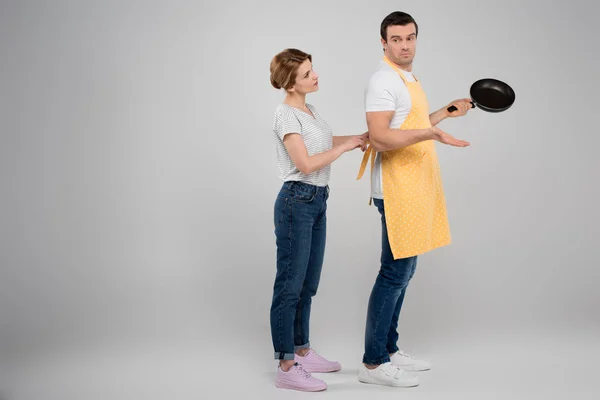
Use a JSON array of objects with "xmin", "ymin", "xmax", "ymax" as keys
[
  {"xmin": 367, "ymin": 111, "xmax": 434, "ymax": 152},
  {"xmin": 367, "ymin": 111, "xmax": 470, "ymax": 152},
  {"xmin": 364, "ymin": 71, "xmax": 470, "ymax": 151},
  {"xmin": 429, "ymin": 108, "xmax": 449, "ymax": 127},
  {"xmin": 429, "ymin": 98, "xmax": 473, "ymax": 126}
]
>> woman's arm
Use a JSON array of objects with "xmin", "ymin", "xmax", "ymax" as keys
[
  {"xmin": 283, "ymin": 133, "xmax": 364, "ymax": 175},
  {"xmin": 333, "ymin": 131, "xmax": 369, "ymax": 150}
]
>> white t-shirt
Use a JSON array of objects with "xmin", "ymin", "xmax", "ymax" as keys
[
  {"xmin": 272, "ymin": 103, "xmax": 333, "ymax": 187},
  {"xmin": 365, "ymin": 60, "xmax": 416, "ymax": 199}
]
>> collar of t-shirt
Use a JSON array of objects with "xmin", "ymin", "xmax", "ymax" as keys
[{"xmin": 397, "ymin": 68, "xmax": 415, "ymax": 83}]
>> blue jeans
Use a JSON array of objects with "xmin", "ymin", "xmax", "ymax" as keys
[
  {"xmin": 363, "ymin": 198, "xmax": 418, "ymax": 365},
  {"xmin": 270, "ymin": 181, "xmax": 329, "ymax": 360}
]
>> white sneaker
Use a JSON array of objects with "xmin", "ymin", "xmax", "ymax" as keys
[
  {"xmin": 358, "ymin": 362, "xmax": 419, "ymax": 387},
  {"xmin": 390, "ymin": 350, "xmax": 431, "ymax": 371}
]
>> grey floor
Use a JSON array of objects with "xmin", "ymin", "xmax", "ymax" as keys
[{"xmin": 2, "ymin": 326, "xmax": 598, "ymax": 400}]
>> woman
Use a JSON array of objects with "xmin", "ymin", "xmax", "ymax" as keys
[{"xmin": 269, "ymin": 48, "xmax": 367, "ymax": 392}]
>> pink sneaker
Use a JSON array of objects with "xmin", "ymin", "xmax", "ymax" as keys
[
  {"xmin": 294, "ymin": 349, "xmax": 342, "ymax": 373},
  {"xmin": 275, "ymin": 362, "xmax": 327, "ymax": 392}
]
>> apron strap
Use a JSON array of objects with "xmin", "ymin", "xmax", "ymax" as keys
[
  {"xmin": 357, "ymin": 145, "xmax": 374, "ymax": 180},
  {"xmin": 357, "ymin": 144, "xmax": 376, "ymax": 205},
  {"xmin": 383, "ymin": 56, "xmax": 418, "ymax": 83}
]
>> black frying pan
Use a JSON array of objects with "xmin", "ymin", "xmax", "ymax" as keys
[{"xmin": 448, "ymin": 78, "xmax": 515, "ymax": 113}]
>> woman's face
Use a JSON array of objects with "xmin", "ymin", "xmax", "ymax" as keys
[{"xmin": 289, "ymin": 59, "xmax": 319, "ymax": 94}]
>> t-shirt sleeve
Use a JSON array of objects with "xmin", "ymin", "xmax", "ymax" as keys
[
  {"xmin": 365, "ymin": 71, "xmax": 398, "ymax": 112},
  {"xmin": 274, "ymin": 107, "xmax": 302, "ymax": 140}
]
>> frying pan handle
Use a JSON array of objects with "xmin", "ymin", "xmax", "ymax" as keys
[{"xmin": 447, "ymin": 102, "xmax": 475, "ymax": 113}]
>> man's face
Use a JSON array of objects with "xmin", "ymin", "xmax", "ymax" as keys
[
  {"xmin": 289, "ymin": 59, "xmax": 319, "ymax": 94},
  {"xmin": 382, "ymin": 23, "xmax": 417, "ymax": 68}
]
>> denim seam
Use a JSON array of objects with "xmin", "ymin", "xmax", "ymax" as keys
[
  {"xmin": 294, "ymin": 199, "xmax": 312, "ymax": 347},
  {"xmin": 369, "ymin": 284, "xmax": 391, "ymax": 363},
  {"xmin": 369, "ymin": 203, "xmax": 391, "ymax": 364},
  {"xmin": 276, "ymin": 198, "xmax": 293, "ymax": 357}
]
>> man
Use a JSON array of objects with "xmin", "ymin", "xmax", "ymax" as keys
[{"xmin": 356, "ymin": 11, "xmax": 472, "ymax": 388}]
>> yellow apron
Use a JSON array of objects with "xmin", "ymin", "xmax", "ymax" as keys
[{"xmin": 357, "ymin": 56, "xmax": 451, "ymax": 259}]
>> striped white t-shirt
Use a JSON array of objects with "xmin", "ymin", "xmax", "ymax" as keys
[{"xmin": 272, "ymin": 103, "xmax": 333, "ymax": 187}]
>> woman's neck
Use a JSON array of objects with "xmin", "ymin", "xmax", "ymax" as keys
[{"xmin": 284, "ymin": 92, "xmax": 307, "ymax": 109}]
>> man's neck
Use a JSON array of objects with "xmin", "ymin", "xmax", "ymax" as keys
[{"xmin": 385, "ymin": 53, "xmax": 412, "ymax": 72}]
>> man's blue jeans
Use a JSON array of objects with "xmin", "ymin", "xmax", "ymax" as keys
[{"xmin": 363, "ymin": 198, "xmax": 418, "ymax": 365}]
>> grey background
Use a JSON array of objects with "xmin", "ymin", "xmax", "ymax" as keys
[{"xmin": 1, "ymin": 0, "xmax": 599, "ymax": 399}]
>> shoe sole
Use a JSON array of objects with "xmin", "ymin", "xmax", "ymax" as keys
[
  {"xmin": 275, "ymin": 382, "xmax": 327, "ymax": 392},
  {"xmin": 357, "ymin": 376, "xmax": 419, "ymax": 388},
  {"xmin": 393, "ymin": 365, "xmax": 431, "ymax": 372},
  {"xmin": 302, "ymin": 366, "xmax": 342, "ymax": 373}
]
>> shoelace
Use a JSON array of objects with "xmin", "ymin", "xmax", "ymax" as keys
[{"xmin": 293, "ymin": 363, "xmax": 312, "ymax": 380}]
